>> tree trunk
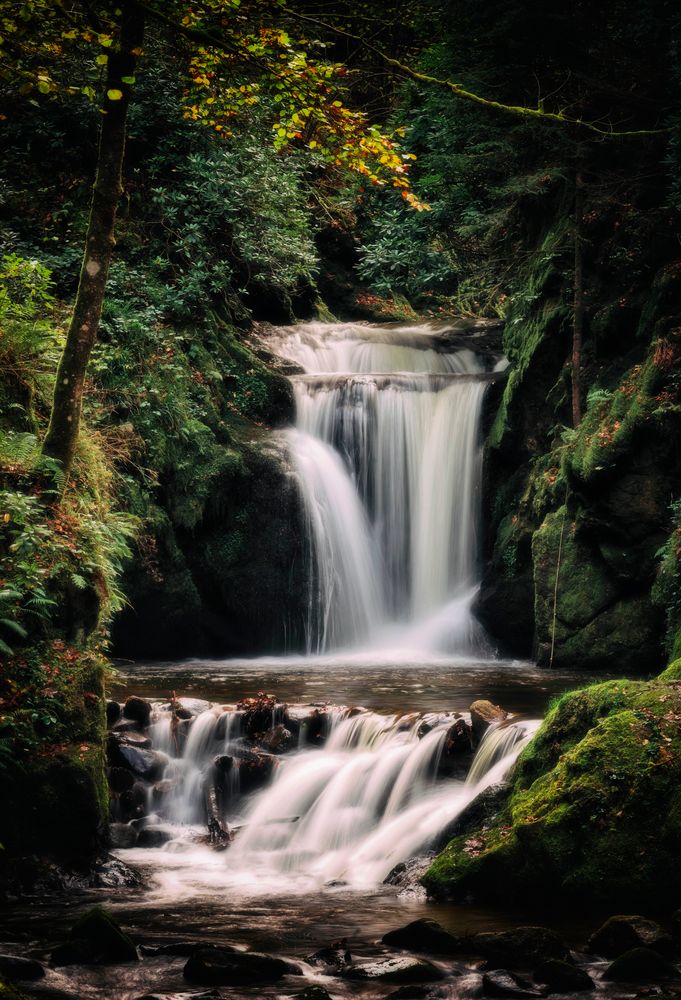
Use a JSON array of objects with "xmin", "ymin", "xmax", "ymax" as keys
[
  {"xmin": 572, "ymin": 169, "xmax": 585, "ymax": 428},
  {"xmin": 41, "ymin": 2, "xmax": 144, "ymax": 476}
]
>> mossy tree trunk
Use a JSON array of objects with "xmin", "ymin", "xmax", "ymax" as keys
[
  {"xmin": 572, "ymin": 168, "xmax": 585, "ymax": 427},
  {"xmin": 41, "ymin": 2, "xmax": 144, "ymax": 477}
]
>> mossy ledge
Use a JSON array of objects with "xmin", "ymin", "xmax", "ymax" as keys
[{"xmin": 423, "ymin": 674, "xmax": 681, "ymax": 911}]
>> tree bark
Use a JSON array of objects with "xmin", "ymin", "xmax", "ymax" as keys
[
  {"xmin": 41, "ymin": 2, "xmax": 144, "ymax": 476},
  {"xmin": 572, "ymin": 169, "xmax": 585, "ymax": 428}
]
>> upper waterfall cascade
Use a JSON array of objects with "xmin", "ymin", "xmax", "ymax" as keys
[{"xmin": 269, "ymin": 322, "xmax": 497, "ymax": 655}]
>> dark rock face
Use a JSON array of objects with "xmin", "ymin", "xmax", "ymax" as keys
[
  {"xmin": 108, "ymin": 738, "xmax": 168, "ymax": 782},
  {"xmin": 184, "ymin": 947, "xmax": 299, "ymax": 985},
  {"xmin": 434, "ymin": 784, "xmax": 509, "ymax": 850},
  {"xmin": 602, "ymin": 947, "xmax": 677, "ymax": 982},
  {"xmin": 588, "ymin": 915, "xmax": 673, "ymax": 958},
  {"xmin": 342, "ymin": 957, "xmax": 443, "ymax": 983},
  {"xmin": 52, "ymin": 906, "xmax": 138, "ymax": 965},
  {"xmin": 533, "ymin": 959, "xmax": 594, "ymax": 991},
  {"xmin": 0, "ymin": 955, "xmax": 45, "ymax": 982},
  {"xmin": 382, "ymin": 919, "xmax": 461, "ymax": 956},
  {"xmin": 482, "ymin": 970, "xmax": 544, "ymax": 997}
]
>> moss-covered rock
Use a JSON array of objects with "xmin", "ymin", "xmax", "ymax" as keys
[{"xmin": 423, "ymin": 677, "xmax": 681, "ymax": 911}]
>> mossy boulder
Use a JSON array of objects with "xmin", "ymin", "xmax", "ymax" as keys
[
  {"xmin": 52, "ymin": 907, "xmax": 138, "ymax": 965},
  {"xmin": 423, "ymin": 677, "xmax": 681, "ymax": 911}
]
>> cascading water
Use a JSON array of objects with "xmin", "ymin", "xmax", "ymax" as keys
[
  {"xmin": 120, "ymin": 700, "xmax": 539, "ymax": 897},
  {"xmin": 268, "ymin": 321, "xmax": 497, "ymax": 654}
]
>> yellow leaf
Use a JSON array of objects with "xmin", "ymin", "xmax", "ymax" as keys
[{"xmin": 107, "ymin": 88, "xmax": 123, "ymax": 101}]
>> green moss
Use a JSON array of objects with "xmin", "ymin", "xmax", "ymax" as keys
[
  {"xmin": 0, "ymin": 979, "xmax": 30, "ymax": 1000},
  {"xmin": 423, "ymin": 677, "xmax": 681, "ymax": 910}
]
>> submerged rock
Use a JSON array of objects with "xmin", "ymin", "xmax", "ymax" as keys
[
  {"xmin": 136, "ymin": 826, "xmax": 175, "ymax": 848},
  {"xmin": 342, "ymin": 956, "xmax": 443, "ymax": 983},
  {"xmin": 587, "ymin": 915, "xmax": 673, "ymax": 958},
  {"xmin": 602, "ymin": 947, "xmax": 677, "ymax": 982},
  {"xmin": 482, "ymin": 970, "xmax": 544, "ymax": 997},
  {"xmin": 0, "ymin": 955, "xmax": 45, "ymax": 982},
  {"xmin": 307, "ymin": 944, "xmax": 352, "ymax": 970},
  {"xmin": 184, "ymin": 946, "xmax": 299, "ymax": 985},
  {"xmin": 533, "ymin": 959, "xmax": 594, "ymax": 991},
  {"xmin": 382, "ymin": 918, "xmax": 462, "ymax": 955}
]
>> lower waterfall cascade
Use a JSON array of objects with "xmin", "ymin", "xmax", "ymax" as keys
[
  {"xmin": 118, "ymin": 699, "xmax": 539, "ymax": 896},
  {"xmin": 268, "ymin": 321, "xmax": 499, "ymax": 655}
]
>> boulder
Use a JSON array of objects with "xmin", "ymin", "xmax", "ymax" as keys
[
  {"xmin": 342, "ymin": 957, "xmax": 443, "ymax": 983},
  {"xmin": 91, "ymin": 857, "xmax": 143, "ymax": 888},
  {"xmin": 587, "ymin": 915, "xmax": 673, "ymax": 958},
  {"xmin": 184, "ymin": 946, "xmax": 299, "ymax": 985},
  {"xmin": 385, "ymin": 988, "xmax": 433, "ymax": 1000},
  {"xmin": 533, "ymin": 959, "xmax": 594, "ymax": 991},
  {"xmin": 482, "ymin": 970, "xmax": 544, "ymax": 997},
  {"xmin": 438, "ymin": 719, "xmax": 474, "ymax": 778},
  {"xmin": 231, "ymin": 748, "xmax": 277, "ymax": 793},
  {"xmin": 470, "ymin": 701, "xmax": 509, "ymax": 744},
  {"xmin": 382, "ymin": 919, "xmax": 461, "ymax": 955},
  {"xmin": 123, "ymin": 696, "xmax": 152, "ymax": 727},
  {"xmin": 136, "ymin": 826, "xmax": 175, "ymax": 848},
  {"xmin": 260, "ymin": 723, "xmax": 295, "ymax": 754},
  {"xmin": 109, "ymin": 767, "xmax": 135, "ymax": 794},
  {"xmin": 292, "ymin": 988, "xmax": 335, "ymax": 1000},
  {"xmin": 52, "ymin": 906, "xmax": 138, "ymax": 965},
  {"xmin": 433, "ymin": 784, "xmax": 509, "ymax": 850},
  {"xmin": 602, "ymin": 947, "xmax": 676, "ymax": 982},
  {"xmin": 108, "ymin": 738, "xmax": 168, "ymax": 781},
  {"xmin": 472, "ymin": 927, "xmax": 570, "ymax": 966},
  {"xmin": 0, "ymin": 956, "xmax": 45, "ymax": 982}
]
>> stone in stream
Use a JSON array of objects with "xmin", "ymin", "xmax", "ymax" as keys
[
  {"xmin": 482, "ymin": 969, "xmax": 545, "ymax": 997},
  {"xmin": 470, "ymin": 700, "xmax": 509, "ymax": 744},
  {"xmin": 123, "ymin": 696, "xmax": 152, "ymax": 726},
  {"xmin": 136, "ymin": 825, "xmax": 175, "ymax": 848},
  {"xmin": 183, "ymin": 946, "xmax": 300, "ymax": 985},
  {"xmin": 0, "ymin": 955, "xmax": 45, "ymax": 982},
  {"xmin": 109, "ymin": 766, "xmax": 135, "ymax": 794},
  {"xmin": 260, "ymin": 722, "xmax": 296, "ymax": 754},
  {"xmin": 292, "ymin": 988, "xmax": 335, "ymax": 1000},
  {"xmin": 433, "ymin": 784, "xmax": 509, "ymax": 851},
  {"xmin": 341, "ymin": 956, "xmax": 443, "ymax": 983},
  {"xmin": 471, "ymin": 927, "xmax": 570, "ymax": 966},
  {"xmin": 602, "ymin": 947, "xmax": 677, "ymax": 982},
  {"xmin": 106, "ymin": 700, "xmax": 121, "ymax": 726},
  {"xmin": 533, "ymin": 959, "xmax": 594, "ymax": 991},
  {"xmin": 382, "ymin": 918, "xmax": 462, "ymax": 955},
  {"xmin": 307, "ymin": 944, "xmax": 352, "ymax": 970},
  {"xmin": 587, "ymin": 914, "xmax": 674, "ymax": 958},
  {"xmin": 51, "ymin": 906, "xmax": 138, "ymax": 965},
  {"xmin": 230, "ymin": 747, "xmax": 277, "ymax": 793},
  {"xmin": 108, "ymin": 737, "xmax": 168, "ymax": 781},
  {"xmin": 135, "ymin": 993, "xmax": 221, "ymax": 1000},
  {"xmin": 438, "ymin": 718, "xmax": 474, "ymax": 777}
]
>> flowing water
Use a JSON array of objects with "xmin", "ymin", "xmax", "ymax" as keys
[
  {"xmin": 270, "ymin": 321, "xmax": 497, "ymax": 654},
  {"xmin": 0, "ymin": 323, "xmax": 626, "ymax": 997}
]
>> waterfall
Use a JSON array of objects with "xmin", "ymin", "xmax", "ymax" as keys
[
  {"xmin": 126, "ymin": 702, "xmax": 539, "ymax": 894},
  {"xmin": 270, "ymin": 321, "xmax": 495, "ymax": 654}
]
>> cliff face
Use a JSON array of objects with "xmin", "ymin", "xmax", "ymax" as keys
[{"xmin": 475, "ymin": 195, "xmax": 681, "ymax": 672}]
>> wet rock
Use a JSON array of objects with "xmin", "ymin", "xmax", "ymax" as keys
[
  {"xmin": 301, "ymin": 708, "xmax": 329, "ymax": 746},
  {"xmin": 587, "ymin": 915, "xmax": 673, "ymax": 958},
  {"xmin": 0, "ymin": 955, "xmax": 45, "ymax": 981},
  {"xmin": 237, "ymin": 693, "xmax": 279, "ymax": 738},
  {"xmin": 214, "ymin": 712, "xmax": 236, "ymax": 740},
  {"xmin": 151, "ymin": 778, "xmax": 177, "ymax": 807},
  {"xmin": 472, "ymin": 927, "xmax": 570, "ymax": 966},
  {"xmin": 135, "ymin": 993, "xmax": 220, "ymax": 1000},
  {"xmin": 184, "ymin": 946, "xmax": 299, "ymax": 985},
  {"xmin": 292, "ymin": 988, "xmax": 335, "ymax": 1000},
  {"xmin": 342, "ymin": 957, "xmax": 443, "ymax": 983},
  {"xmin": 108, "ymin": 738, "xmax": 168, "ymax": 781},
  {"xmin": 123, "ymin": 696, "xmax": 152, "ymax": 727},
  {"xmin": 482, "ymin": 970, "xmax": 544, "ymax": 997},
  {"xmin": 231, "ymin": 747, "xmax": 277, "ymax": 793},
  {"xmin": 434, "ymin": 784, "xmax": 509, "ymax": 850},
  {"xmin": 384, "ymin": 856, "xmax": 434, "ymax": 889},
  {"xmin": 533, "ymin": 959, "xmax": 594, "ymax": 991},
  {"xmin": 91, "ymin": 856, "xmax": 143, "ymax": 888},
  {"xmin": 382, "ymin": 918, "xmax": 462, "ymax": 955},
  {"xmin": 175, "ymin": 698, "xmax": 211, "ymax": 717},
  {"xmin": 260, "ymin": 723, "xmax": 295, "ymax": 754},
  {"xmin": 307, "ymin": 944, "xmax": 352, "ymax": 970},
  {"xmin": 438, "ymin": 719, "xmax": 474, "ymax": 777},
  {"xmin": 470, "ymin": 701, "xmax": 509, "ymax": 744},
  {"xmin": 118, "ymin": 783, "xmax": 147, "ymax": 822},
  {"xmin": 52, "ymin": 906, "xmax": 138, "ymax": 965},
  {"xmin": 119, "ymin": 731, "xmax": 153, "ymax": 749},
  {"xmin": 602, "ymin": 947, "xmax": 676, "ymax": 982},
  {"xmin": 137, "ymin": 826, "xmax": 175, "ymax": 848},
  {"xmin": 106, "ymin": 701, "xmax": 121, "ymax": 727}
]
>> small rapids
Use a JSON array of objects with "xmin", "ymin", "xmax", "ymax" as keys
[{"xmin": 117, "ymin": 701, "xmax": 539, "ymax": 900}]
